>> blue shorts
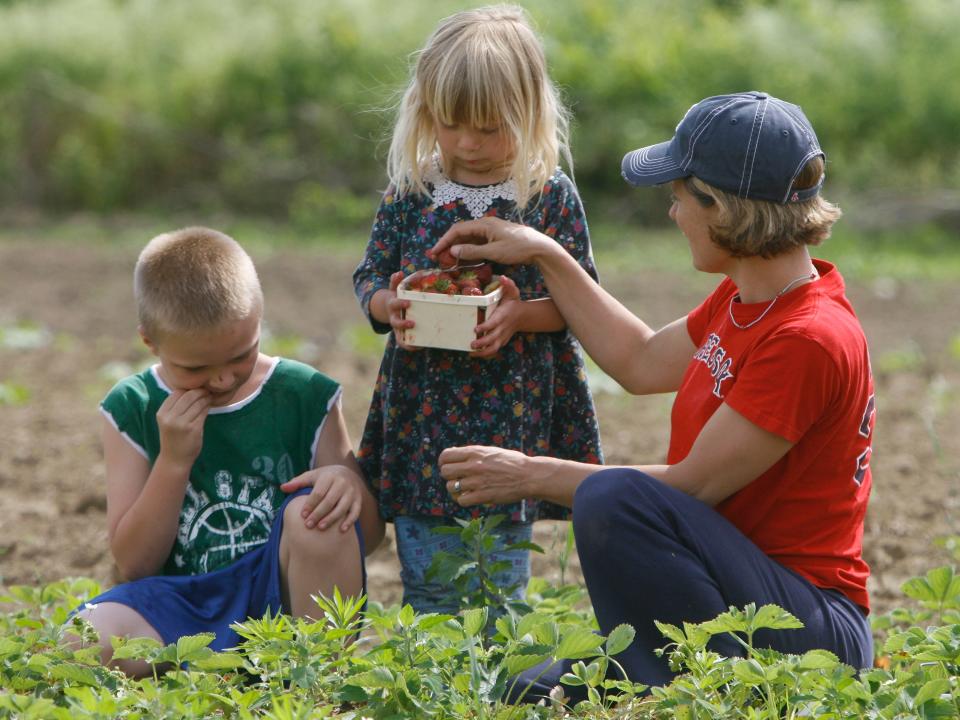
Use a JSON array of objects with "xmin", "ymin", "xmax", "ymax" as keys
[
  {"xmin": 83, "ymin": 488, "xmax": 365, "ymax": 652},
  {"xmin": 394, "ymin": 515, "xmax": 532, "ymax": 615}
]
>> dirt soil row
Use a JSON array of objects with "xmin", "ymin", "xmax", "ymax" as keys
[{"xmin": 1, "ymin": 237, "xmax": 957, "ymax": 619}]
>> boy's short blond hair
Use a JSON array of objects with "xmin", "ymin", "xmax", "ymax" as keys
[
  {"xmin": 134, "ymin": 227, "xmax": 263, "ymax": 338},
  {"xmin": 687, "ymin": 157, "xmax": 843, "ymax": 258}
]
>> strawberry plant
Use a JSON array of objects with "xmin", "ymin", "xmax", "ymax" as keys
[{"xmin": 0, "ymin": 537, "xmax": 958, "ymax": 718}]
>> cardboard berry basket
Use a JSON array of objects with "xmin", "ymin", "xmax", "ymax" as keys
[{"xmin": 397, "ymin": 269, "xmax": 502, "ymax": 352}]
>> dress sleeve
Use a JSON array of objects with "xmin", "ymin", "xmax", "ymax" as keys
[
  {"xmin": 539, "ymin": 171, "xmax": 599, "ymax": 283},
  {"xmin": 353, "ymin": 188, "xmax": 404, "ymax": 333}
]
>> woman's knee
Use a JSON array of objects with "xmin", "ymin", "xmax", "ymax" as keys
[{"xmin": 573, "ymin": 469, "xmax": 664, "ymax": 558}]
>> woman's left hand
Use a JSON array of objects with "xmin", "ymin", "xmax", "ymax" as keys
[{"xmin": 439, "ymin": 445, "xmax": 534, "ymax": 506}]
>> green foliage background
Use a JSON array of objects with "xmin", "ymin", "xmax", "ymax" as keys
[{"xmin": 1, "ymin": 0, "xmax": 958, "ymax": 229}]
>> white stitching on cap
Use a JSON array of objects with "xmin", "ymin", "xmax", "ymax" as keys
[
  {"xmin": 681, "ymin": 99, "xmax": 737, "ymax": 171},
  {"xmin": 782, "ymin": 149, "xmax": 823, "ymax": 203},
  {"xmin": 741, "ymin": 97, "xmax": 766, "ymax": 198},
  {"xmin": 626, "ymin": 147, "xmax": 680, "ymax": 176}
]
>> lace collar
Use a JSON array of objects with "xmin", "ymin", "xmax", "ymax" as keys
[{"xmin": 426, "ymin": 158, "xmax": 518, "ymax": 219}]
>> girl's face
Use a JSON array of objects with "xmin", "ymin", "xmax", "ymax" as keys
[
  {"xmin": 142, "ymin": 313, "xmax": 262, "ymax": 407},
  {"xmin": 434, "ymin": 116, "xmax": 514, "ymax": 185},
  {"xmin": 669, "ymin": 180, "xmax": 727, "ymax": 273}
]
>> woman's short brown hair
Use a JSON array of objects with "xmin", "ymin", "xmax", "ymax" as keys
[{"xmin": 686, "ymin": 156, "xmax": 842, "ymax": 258}]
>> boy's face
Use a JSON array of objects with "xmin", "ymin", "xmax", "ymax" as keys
[{"xmin": 141, "ymin": 313, "xmax": 262, "ymax": 407}]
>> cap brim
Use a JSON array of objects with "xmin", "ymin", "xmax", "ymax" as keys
[{"xmin": 621, "ymin": 139, "xmax": 687, "ymax": 187}]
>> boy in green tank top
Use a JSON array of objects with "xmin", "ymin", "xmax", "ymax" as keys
[{"xmin": 71, "ymin": 227, "xmax": 384, "ymax": 675}]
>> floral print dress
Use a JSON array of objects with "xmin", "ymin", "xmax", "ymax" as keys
[{"xmin": 353, "ymin": 165, "xmax": 603, "ymax": 523}]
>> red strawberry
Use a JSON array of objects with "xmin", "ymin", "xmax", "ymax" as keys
[
  {"xmin": 475, "ymin": 264, "xmax": 493, "ymax": 284},
  {"xmin": 437, "ymin": 249, "xmax": 457, "ymax": 269}
]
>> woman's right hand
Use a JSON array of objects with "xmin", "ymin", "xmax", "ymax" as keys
[{"xmin": 428, "ymin": 217, "xmax": 556, "ymax": 268}]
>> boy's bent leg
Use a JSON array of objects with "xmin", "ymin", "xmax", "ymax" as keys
[
  {"xmin": 279, "ymin": 493, "xmax": 363, "ymax": 618},
  {"xmin": 570, "ymin": 468, "xmax": 872, "ymax": 689},
  {"xmin": 70, "ymin": 601, "xmax": 164, "ymax": 677}
]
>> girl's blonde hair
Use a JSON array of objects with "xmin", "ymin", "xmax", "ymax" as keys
[
  {"xmin": 687, "ymin": 157, "xmax": 843, "ymax": 258},
  {"xmin": 387, "ymin": 4, "xmax": 571, "ymax": 210},
  {"xmin": 134, "ymin": 226, "xmax": 263, "ymax": 338}
]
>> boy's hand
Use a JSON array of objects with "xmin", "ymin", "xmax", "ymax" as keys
[
  {"xmin": 385, "ymin": 271, "xmax": 420, "ymax": 352},
  {"xmin": 156, "ymin": 389, "xmax": 211, "ymax": 467},
  {"xmin": 280, "ymin": 465, "xmax": 363, "ymax": 532},
  {"xmin": 470, "ymin": 275, "xmax": 522, "ymax": 358}
]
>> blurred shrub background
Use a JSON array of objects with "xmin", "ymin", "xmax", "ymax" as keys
[{"xmin": 0, "ymin": 0, "xmax": 958, "ymax": 235}]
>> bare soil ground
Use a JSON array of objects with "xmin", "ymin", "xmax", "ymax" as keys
[{"xmin": 1, "ymin": 234, "xmax": 957, "ymax": 618}]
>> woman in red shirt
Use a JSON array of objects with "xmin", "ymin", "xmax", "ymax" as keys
[{"xmin": 429, "ymin": 91, "xmax": 874, "ymax": 695}]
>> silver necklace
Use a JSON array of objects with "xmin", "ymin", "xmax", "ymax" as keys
[{"xmin": 728, "ymin": 270, "xmax": 818, "ymax": 330}]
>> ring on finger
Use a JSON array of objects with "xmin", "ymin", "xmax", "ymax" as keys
[{"xmin": 453, "ymin": 479, "xmax": 462, "ymax": 494}]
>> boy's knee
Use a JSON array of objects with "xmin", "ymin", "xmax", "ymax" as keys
[{"xmin": 282, "ymin": 496, "xmax": 358, "ymax": 561}]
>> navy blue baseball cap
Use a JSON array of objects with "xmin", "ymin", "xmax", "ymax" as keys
[{"xmin": 621, "ymin": 91, "xmax": 825, "ymax": 204}]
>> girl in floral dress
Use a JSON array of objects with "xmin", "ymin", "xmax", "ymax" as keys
[{"xmin": 353, "ymin": 4, "xmax": 602, "ymax": 613}]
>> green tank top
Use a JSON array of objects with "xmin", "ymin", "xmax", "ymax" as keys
[{"xmin": 100, "ymin": 357, "xmax": 341, "ymax": 576}]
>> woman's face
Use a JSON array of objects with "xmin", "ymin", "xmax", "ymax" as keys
[{"xmin": 669, "ymin": 180, "xmax": 726, "ymax": 273}]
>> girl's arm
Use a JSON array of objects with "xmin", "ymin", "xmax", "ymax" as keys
[
  {"xmin": 353, "ymin": 191, "xmax": 404, "ymax": 333},
  {"xmin": 514, "ymin": 296, "xmax": 566, "ymax": 333}
]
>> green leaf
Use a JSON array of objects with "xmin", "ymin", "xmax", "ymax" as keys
[
  {"xmin": 110, "ymin": 636, "xmax": 163, "ymax": 660},
  {"xmin": 189, "ymin": 652, "xmax": 247, "ymax": 671},
  {"xmin": 913, "ymin": 678, "xmax": 951, "ymax": 706},
  {"xmin": 462, "ymin": 607, "xmax": 487, "ymax": 637},
  {"xmin": 504, "ymin": 650, "xmax": 552, "ymax": 675},
  {"xmin": 605, "ymin": 623, "xmax": 635, "ymax": 656},
  {"xmin": 350, "ymin": 666, "xmax": 395, "ymax": 688},
  {"xmin": 798, "ymin": 648, "xmax": 839, "ymax": 670},
  {"xmin": 902, "ymin": 566, "xmax": 960, "ymax": 606},
  {"xmin": 176, "ymin": 633, "xmax": 215, "ymax": 662},
  {"xmin": 751, "ymin": 604, "xmax": 804, "ymax": 631},
  {"xmin": 48, "ymin": 663, "xmax": 99, "ymax": 686},
  {"xmin": 555, "ymin": 627, "xmax": 604, "ymax": 659},
  {"xmin": 654, "ymin": 621, "xmax": 686, "ymax": 645},
  {"xmin": 732, "ymin": 658, "xmax": 767, "ymax": 685}
]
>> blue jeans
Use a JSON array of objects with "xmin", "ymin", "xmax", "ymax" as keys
[
  {"xmin": 513, "ymin": 469, "xmax": 873, "ymax": 701},
  {"xmin": 394, "ymin": 515, "xmax": 533, "ymax": 614}
]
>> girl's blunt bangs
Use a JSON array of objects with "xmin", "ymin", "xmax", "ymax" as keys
[{"xmin": 423, "ymin": 42, "xmax": 513, "ymax": 132}]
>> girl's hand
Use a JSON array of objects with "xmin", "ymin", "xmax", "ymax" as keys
[
  {"xmin": 156, "ymin": 389, "xmax": 211, "ymax": 467},
  {"xmin": 429, "ymin": 217, "xmax": 554, "ymax": 267},
  {"xmin": 470, "ymin": 275, "xmax": 522, "ymax": 357},
  {"xmin": 385, "ymin": 271, "xmax": 420, "ymax": 352},
  {"xmin": 280, "ymin": 465, "xmax": 363, "ymax": 532}
]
